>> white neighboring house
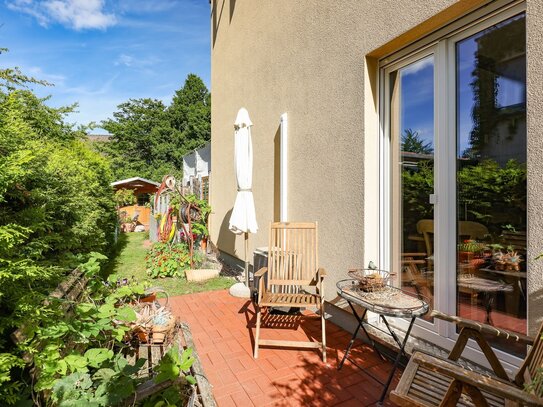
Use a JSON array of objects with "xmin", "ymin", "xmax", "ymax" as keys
[{"xmin": 182, "ymin": 142, "xmax": 210, "ymax": 200}]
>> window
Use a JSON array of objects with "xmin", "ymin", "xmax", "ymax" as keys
[
  {"xmin": 137, "ymin": 193, "xmax": 150, "ymax": 206},
  {"xmin": 381, "ymin": 3, "xmax": 527, "ymax": 362}
]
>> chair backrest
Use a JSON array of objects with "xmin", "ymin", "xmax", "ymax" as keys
[
  {"xmin": 416, "ymin": 219, "xmax": 434, "ymax": 256},
  {"xmin": 267, "ymin": 222, "xmax": 318, "ymax": 291},
  {"xmin": 458, "ymin": 221, "xmax": 489, "ymax": 240},
  {"xmin": 516, "ymin": 323, "xmax": 543, "ymax": 394},
  {"xmin": 416, "ymin": 219, "xmax": 489, "ymax": 256}
]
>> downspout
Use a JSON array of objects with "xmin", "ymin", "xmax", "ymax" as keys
[{"xmin": 280, "ymin": 113, "xmax": 288, "ymax": 222}]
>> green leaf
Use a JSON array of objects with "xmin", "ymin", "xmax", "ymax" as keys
[
  {"xmin": 186, "ymin": 374, "xmax": 196, "ymax": 385},
  {"xmin": 92, "ymin": 368, "xmax": 116, "ymax": 383},
  {"xmin": 115, "ymin": 305, "xmax": 137, "ymax": 322},
  {"xmin": 97, "ymin": 303, "xmax": 115, "ymax": 318},
  {"xmin": 64, "ymin": 354, "xmax": 89, "ymax": 372},
  {"xmin": 84, "ymin": 348, "xmax": 114, "ymax": 368}
]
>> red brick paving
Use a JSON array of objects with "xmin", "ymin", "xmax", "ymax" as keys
[{"xmin": 170, "ymin": 290, "xmax": 400, "ymax": 406}]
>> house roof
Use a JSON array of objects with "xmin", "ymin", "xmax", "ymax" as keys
[{"xmin": 111, "ymin": 177, "xmax": 160, "ymax": 188}]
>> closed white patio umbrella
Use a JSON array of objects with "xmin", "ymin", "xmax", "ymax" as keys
[{"xmin": 229, "ymin": 108, "xmax": 258, "ymax": 298}]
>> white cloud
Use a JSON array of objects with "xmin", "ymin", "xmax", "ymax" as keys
[
  {"xmin": 113, "ymin": 53, "xmax": 161, "ymax": 72},
  {"xmin": 401, "ymin": 56, "xmax": 434, "ymax": 76},
  {"xmin": 114, "ymin": 53, "xmax": 134, "ymax": 67},
  {"xmin": 7, "ymin": 0, "xmax": 117, "ymax": 30},
  {"xmin": 25, "ymin": 65, "xmax": 66, "ymax": 86}
]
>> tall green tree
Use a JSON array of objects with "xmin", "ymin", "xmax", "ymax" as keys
[
  {"xmin": 100, "ymin": 98, "xmax": 179, "ymax": 181},
  {"xmin": 401, "ymin": 128, "xmax": 434, "ymax": 154},
  {"xmin": 168, "ymin": 73, "xmax": 211, "ymax": 151},
  {"xmin": 100, "ymin": 74, "xmax": 211, "ymax": 182}
]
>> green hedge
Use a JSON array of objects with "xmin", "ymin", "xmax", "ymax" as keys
[{"xmin": 0, "ymin": 84, "xmax": 117, "ymax": 402}]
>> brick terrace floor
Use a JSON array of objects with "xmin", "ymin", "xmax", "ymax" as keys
[{"xmin": 170, "ymin": 290, "xmax": 401, "ymax": 407}]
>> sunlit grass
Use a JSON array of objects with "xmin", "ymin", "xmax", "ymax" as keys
[{"xmin": 106, "ymin": 233, "xmax": 234, "ymax": 297}]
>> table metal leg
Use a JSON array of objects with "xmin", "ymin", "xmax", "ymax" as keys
[
  {"xmin": 378, "ymin": 316, "xmax": 416, "ymax": 404},
  {"xmin": 338, "ymin": 306, "xmax": 367, "ymax": 370}
]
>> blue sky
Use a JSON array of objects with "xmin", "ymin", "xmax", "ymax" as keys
[{"xmin": 0, "ymin": 0, "xmax": 210, "ymax": 133}]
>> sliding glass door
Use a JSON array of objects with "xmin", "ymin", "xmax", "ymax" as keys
[
  {"xmin": 454, "ymin": 13, "xmax": 527, "ymax": 358},
  {"xmin": 387, "ymin": 53, "xmax": 436, "ymax": 324},
  {"xmin": 382, "ymin": 5, "xmax": 527, "ymax": 360}
]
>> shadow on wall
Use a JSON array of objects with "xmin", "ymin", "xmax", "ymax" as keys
[
  {"xmin": 216, "ymin": 208, "xmax": 236, "ymax": 256},
  {"xmin": 212, "ymin": 0, "xmax": 237, "ymax": 48}
]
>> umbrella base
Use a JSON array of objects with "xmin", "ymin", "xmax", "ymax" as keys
[{"xmin": 229, "ymin": 282, "xmax": 251, "ymax": 298}]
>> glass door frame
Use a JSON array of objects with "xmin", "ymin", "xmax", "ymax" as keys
[{"xmin": 379, "ymin": 0, "xmax": 526, "ymax": 369}]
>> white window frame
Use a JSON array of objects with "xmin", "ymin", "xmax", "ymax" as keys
[{"xmin": 378, "ymin": 0, "xmax": 526, "ymax": 371}]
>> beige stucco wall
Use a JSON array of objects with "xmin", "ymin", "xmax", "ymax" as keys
[{"xmin": 210, "ymin": 0, "xmax": 543, "ymax": 336}]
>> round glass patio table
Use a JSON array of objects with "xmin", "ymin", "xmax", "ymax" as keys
[{"xmin": 336, "ymin": 279, "xmax": 429, "ymax": 404}]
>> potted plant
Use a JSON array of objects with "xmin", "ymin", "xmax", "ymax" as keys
[{"xmin": 457, "ymin": 240, "xmax": 487, "ymax": 263}]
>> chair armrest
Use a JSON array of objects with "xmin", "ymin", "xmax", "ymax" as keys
[
  {"xmin": 431, "ymin": 310, "xmax": 534, "ymax": 345},
  {"xmin": 254, "ymin": 267, "xmax": 268, "ymax": 277},
  {"xmin": 413, "ymin": 352, "xmax": 542, "ymax": 407},
  {"xmin": 317, "ymin": 268, "xmax": 327, "ymax": 279}
]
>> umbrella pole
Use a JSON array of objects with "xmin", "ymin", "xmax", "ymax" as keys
[{"xmin": 244, "ymin": 232, "xmax": 249, "ymax": 287}]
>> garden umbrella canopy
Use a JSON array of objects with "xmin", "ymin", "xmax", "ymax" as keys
[{"xmin": 229, "ymin": 108, "xmax": 258, "ymax": 235}]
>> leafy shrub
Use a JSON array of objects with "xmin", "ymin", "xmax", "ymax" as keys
[
  {"xmin": 18, "ymin": 254, "xmax": 195, "ymax": 406},
  {"xmin": 114, "ymin": 188, "xmax": 137, "ymax": 208},
  {"xmin": 0, "ymin": 57, "xmax": 117, "ymax": 404},
  {"xmin": 145, "ymin": 242, "xmax": 201, "ymax": 278}
]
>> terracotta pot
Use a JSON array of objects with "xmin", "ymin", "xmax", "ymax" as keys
[
  {"xmin": 139, "ymin": 293, "xmax": 157, "ymax": 303},
  {"xmin": 458, "ymin": 251, "xmax": 474, "ymax": 263},
  {"xmin": 200, "ymin": 237, "xmax": 208, "ymax": 253}
]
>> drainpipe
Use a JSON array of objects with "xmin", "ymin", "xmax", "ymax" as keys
[{"xmin": 280, "ymin": 113, "xmax": 288, "ymax": 222}]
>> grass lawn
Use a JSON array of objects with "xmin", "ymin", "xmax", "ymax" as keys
[{"xmin": 105, "ymin": 232, "xmax": 235, "ymax": 297}]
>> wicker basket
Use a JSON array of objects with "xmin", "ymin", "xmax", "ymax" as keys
[{"xmin": 348, "ymin": 268, "xmax": 390, "ymax": 292}]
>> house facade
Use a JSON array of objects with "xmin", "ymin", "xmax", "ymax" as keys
[
  {"xmin": 209, "ymin": 0, "xmax": 541, "ymax": 371},
  {"xmin": 182, "ymin": 142, "xmax": 211, "ymax": 201}
]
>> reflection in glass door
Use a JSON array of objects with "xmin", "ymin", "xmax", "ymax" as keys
[
  {"xmin": 455, "ymin": 13, "xmax": 527, "ymax": 357},
  {"xmin": 389, "ymin": 54, "xmax": 435, "ymax": 321}
]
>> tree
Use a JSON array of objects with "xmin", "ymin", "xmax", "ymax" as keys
[
  {"xmin": 99, "ymin": 98, "xmax": 178, "ymax": 181},
  {"xmin": 168, "ymin": 73, "xmax": 211, "ymax": 151},
  {"xmin": 99, "ymin": 74, "xmax": 211, "ymax": 182},
  {"xmin": 401, "ymin": 128, "xmax": 434, "ymax": 154}
]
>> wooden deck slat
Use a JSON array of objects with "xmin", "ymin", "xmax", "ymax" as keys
[{"xmin": 260, "ymin": 292, "xmax": 318, "ymax": 307}]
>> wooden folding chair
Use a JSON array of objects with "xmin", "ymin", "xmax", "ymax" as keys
[
  {"xmin": 390, "ymin": 310, "xmax": 543, "ymax": 406},
  {"xmin": 253, "ymin": 222, "xmax": 327, "ymax": 362}
]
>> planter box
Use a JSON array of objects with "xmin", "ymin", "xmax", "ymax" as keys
[
  {"xmin": 185, "ymin": 268, "xmax": 220, "ymax": 282},
  {"xmin": 126, "ymin": 322, "xmax": 217, "ymax": 407}
]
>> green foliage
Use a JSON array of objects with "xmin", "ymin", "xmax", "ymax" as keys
[
  {"xmin": 141, "ymin": 345, "xmax": 196, "ymax": 407},
  {"xmin": 114, "ymin": 188, "xmax": 137, "ymax": 208},
  {"xmin": 0, "ymin": 353, "xmax": 25, "ymax": 404},
  {"xmin": 0, "ymin": 59, "xmax": 117, "ymax": 405},
  {"xmin": 402, "ymin": 159, "xmax": 526, "ymax": 238},
  {"xmin": 167, "ymin": 74, "xmax": 211, "ymax": 151},
  {"xmin": 401, "ymin": 128, "xmax": 433, "ymax": 154},
  {"xmin": 457, "ymin": 159, "xmax": 526, "ymax": 234},
  {"xmin": 154, "ymin": 344, "xmax": 195, "ymax": 385},
  {"xmin": 145, "ymin": 243, "xmax": 198, "ymax": 278},
  {"xmin": 27, "ymin": 257, "xmax": 148, "ymax": 405},
  {"xmin": 184, "ymin": 194, "xmax": 211, "ymax": 238},
  {"xmin": 100, "ymin": 74, "xmax": 210, "ymax": 182},
  {"xmin": 402, "ymin": 161, "xmax": 434, "ymax": 236}
]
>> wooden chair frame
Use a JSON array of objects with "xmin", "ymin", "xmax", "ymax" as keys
[
  {"xmin": 253, "ymin": 222, "xmax": 327, "ymax": 362},
  {"xmin": 391, "ymin": 310, "xmax": 543, "ymax": 406}
]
